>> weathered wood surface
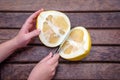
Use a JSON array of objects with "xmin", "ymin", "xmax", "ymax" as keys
[
  {"xmin": 0, "ymin": 0, "xmax": 120, "ymax": 11},
  {"xmin": 1, "ymin": 63, "xmax": 120, "ymax": 80},
  {"xmin": 0, "ymin": 29, "xmax": 120, "ymax": 45},
  {"xmin": 0, "ymin": 12, "xmax": 120, "ymax": 28},
  {"xmin": 0, "ymin": 0, "xmax": 120, "ymax": 80},
  {"xmin": 4, "ymin": 46, "xmax": 120, "ymax": 62}
]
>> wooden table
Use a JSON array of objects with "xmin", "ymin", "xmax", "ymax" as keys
[{"xmin": 0, "ymin": 0, "xmax": 120, "ymax": 80}]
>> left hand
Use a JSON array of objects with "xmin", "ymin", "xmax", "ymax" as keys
[{"xmin": 13, "ymin": 9, "xmax": 43, "ymax": 48}]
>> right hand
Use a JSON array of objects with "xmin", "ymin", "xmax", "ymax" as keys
[{"xmin": 28, "ymin": 52, "xmax": 59, "ymax": 80}]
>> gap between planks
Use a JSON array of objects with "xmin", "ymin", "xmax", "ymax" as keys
[{"xmin": 0, "ymin": 10, "xmax": 120, "ymax": 13}]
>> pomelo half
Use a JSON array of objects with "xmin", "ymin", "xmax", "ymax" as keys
[
  {"xmin": 59, "ymin": 26, "xmax": 91, "ymax": 61},
  {"xmin": 36, "ymin": 11, "xmax": 71, "ymax": 47}
]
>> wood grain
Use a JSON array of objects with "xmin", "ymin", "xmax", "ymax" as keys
[
  {"xmin": 0, "ymin": 0, "xmax": 120, "ymax": 11},
  {"xmin": 0, "ymin": 12, "xmax": 120, "ymax": 28},
  {"xmin": 0, "ymin": 29, "xmax": 120, "ymax": 45},
  {"xmin": 3, "ymin": 46, "xmax": 120, "ymax": 62},
  {"xmin": 1, "ymin": 63, "xmax": 120, "ymax": 80},
  {"xmin": 0, "ymin": 0, "xmax": 120, "ymax": 80}
]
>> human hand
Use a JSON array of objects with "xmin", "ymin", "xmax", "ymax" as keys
[
  {"xmin": 13, "ymin": 9, "xmax": 44, "ymax": 48},
  {"xmin": 28, "ymin": 52, "xmax": 59, "ymax": 80}
]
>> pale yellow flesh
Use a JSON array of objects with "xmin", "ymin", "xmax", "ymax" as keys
[
  {"xmin": 59, "ymin": 27, "xmax": 91, "ymax": 61},
  {"xmin": 42, "ymin": 15, "xmax": 69, "ymax": 44},
  {"xmin": 69, "ymin": 29, "xmax": 84, "ymax": 42},
  {"xmin": 61, "ymin": 29, "xmax": 84, "ymax": 54},
  {"xmin": 52, "ymin": 16, "xmax": 68, "ymax": 31}
]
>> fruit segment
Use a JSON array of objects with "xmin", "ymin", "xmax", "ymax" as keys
[
  {"xmin": 42, "ymin": 15, "xmax": 69, "ymax": 44},
  {"xmin": 69, "ymin": 29, "xmax": 84, "ymax": 42},
  {"xmin": 52, "ymin": 16, "xmax": 68, "ymax": 31}
]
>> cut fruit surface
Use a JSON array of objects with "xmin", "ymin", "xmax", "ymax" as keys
[
  {"xmin": 36, "ymin": 10, "xmax": 91, "ymax": 61},
  {"xmin": 36, "ymin": 11, "xmax": 71, "ymax": 47},
  {"xmin": 59, "ymin": 27, "xmax": 91, "ymax": 61}
]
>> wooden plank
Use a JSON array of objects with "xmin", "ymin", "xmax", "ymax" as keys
[
  {"xmin": 4, "ymin": 46, "xmax": 120, "ymax": 62},
  {"xmin": 0, "ymin": 29, "xmax": 120, "ymax": 45},
  {"xmin": 1, "ymin": 63, "xmax": 120, "ymax": 79},
  {"xmin": 0, "ymin": 0, "xmax": 120, "ymax": 11},
  {"xmin": 0, "ymin": 29, "xmax": 18, "ymax": 39},
  {"xmin": 0, "ymin": 39, "xmax": 6, "ymax": 44},
  {"xmin": 0, "ymin": 12, "xmax": 120, "ymax": 28},
  {"xmin": 90, "ymin": 29, "xmax": 120, "ymax": 45}
]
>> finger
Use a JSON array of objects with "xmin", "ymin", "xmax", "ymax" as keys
[
  {"xmin": 25, "ymin": 29, "xmax": 40, "ymax": 40},
  {"xmin": 52, "ymin": 71, "xmax": 56, "ymax": 76},
  {"xmin": 47, "ymin": 54, "xmax": 59, "ymax": 65},
  {"xmin": 53, "ymin": 61, "xmax": 59, "ymax": 68},
  {"xmin": 26, "ymin": 8, "xmax": 44, "ymax": 24},
  {"xmin": 29, "ymin": 8, "xmax": 44, "ymax": 20},
  {"xmin": 40, "ymin": 52, "xmax": 53, "ymax": 63},
  {"xmin": 23, "ymin": 8, "xmax": 44, "ymax": 29}
]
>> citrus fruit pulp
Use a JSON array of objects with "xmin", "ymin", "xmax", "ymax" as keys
[
  {"xmin": 59, "ymin": 27, "xmax": 91, "ymax": 61},
  {"xmin": 36, "ymin": 11, "xmax": 71, "ymax": 47}
]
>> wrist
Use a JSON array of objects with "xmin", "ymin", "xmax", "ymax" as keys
[{"xmin": 11, "ymin": 36, "xmax": 21, "ymax": 49}]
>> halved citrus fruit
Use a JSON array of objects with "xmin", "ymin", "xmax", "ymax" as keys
[
  {"xmin": 36, "ymin": 11, "xmax": 71, "ymax": 47},
  {"xmin": 59, "ymin": 26, "xmax": 91, "ymax": 61},
  {"xmin": 36, "ymin": 10, "xmax": 91, "ymax": 61}
]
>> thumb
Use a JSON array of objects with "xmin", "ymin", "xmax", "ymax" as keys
[{"xmin": 26, "ymin": 29, "xmax": 40, "ymax": 40}]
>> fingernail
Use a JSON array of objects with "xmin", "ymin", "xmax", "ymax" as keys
[
  {"xmin": 37, "ymin": 29, "xmax": 41, "ymax": 32},
  {"xmin": 54, "ymin": 53, "xmax": 59, "ymax": 57},
  {"xmin": 41, "ymin": 8, "xmax": 44, "ymax": 11},
  {"xmin": 49, "ymin": 52, "xmax": 53, "ymax": 57},
  {"xmin": 39, "ymin": 8, "xmax": 44, "ymax": 11},
  {"xmin": 57, "ymin": 54, "xmax": 60, "ymax": 58},
  {"xmin": 36, "ymin": 29, "xmax": 40, "ymax": 34}
]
